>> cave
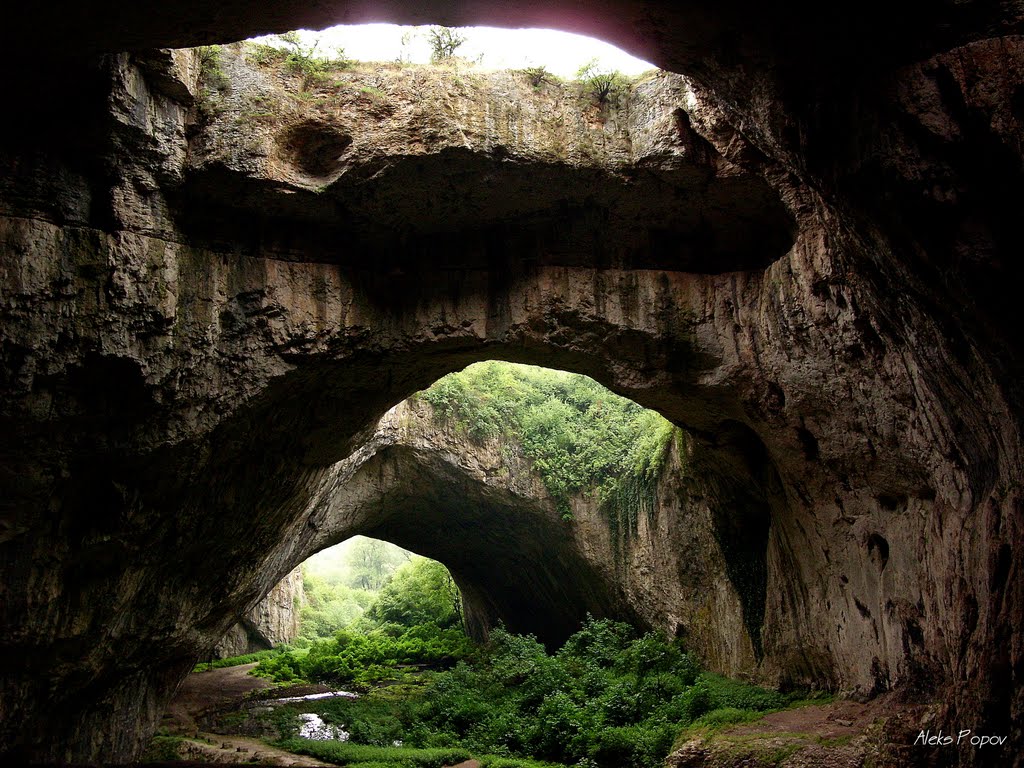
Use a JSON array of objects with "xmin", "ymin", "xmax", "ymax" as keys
[
  {"xmin": 210, "ymin": 376, "xmax": 769, "ymax": 662},
  {"xmin": 2, "ymin": 1, "xmax": 1023, "ymax": 765}
]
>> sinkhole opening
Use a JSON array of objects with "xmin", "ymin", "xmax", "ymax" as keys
[
  {"xmin": 184, "ymin": 23, "xmax": 795, "ymax": 271},
  {"xmin": 244, "ymin": 24, "xmax": 656, "ymax": 79},
  {"xmin": 181, "ymin": 362, "xmax": 777, "ymax": 768}
]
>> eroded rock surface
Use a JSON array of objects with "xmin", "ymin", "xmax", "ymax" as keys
[
  {"xmin": 0, "ymin": 4, "xmax": 1022, "ymax": 765},
  {"xmin": 182, "ymin": 47, "xmax": 792, "ymax": 273},
  {"xmin": 214, "ymin": 567, "xmax": 303, "ymax": 658},
  {"xmin": 273, "ymin": 398, "xmax": 758, "ymax": 674}
]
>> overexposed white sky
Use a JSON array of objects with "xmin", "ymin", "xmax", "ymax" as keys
[{"xmin": 250, "ymin": 24, "xmax": 655, "ymax": 78}]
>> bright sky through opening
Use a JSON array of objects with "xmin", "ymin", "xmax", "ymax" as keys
[{"xmin": 251, "ymin": 24, "xmax": 656, "ymax": 78}]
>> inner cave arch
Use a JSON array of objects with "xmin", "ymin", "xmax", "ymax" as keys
[
  {"xmin": 218, "ymin": 360, "xmax": 776, "ymax": 669},
  {"xmin": 289, "ymin": 404, "xmax": 646, "ymax": 648}
]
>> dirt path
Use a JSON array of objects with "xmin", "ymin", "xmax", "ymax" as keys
[
  {"xmin": 161, "ymin": 663, "xmax": 274, "ymax": 736},
  {"xmin": 160, "ymin": 665, "xmax": 350, "ymax": 765},
  {"xmin": 176, "ymin": 734, "xmax": 332, "ymax": 766}
]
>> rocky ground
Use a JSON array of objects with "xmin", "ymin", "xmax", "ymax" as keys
[
  {"xmin": 158, "ymin": 664, "xmax": 333, "ymax": 766},
  {"xmin": 161, "ymin": 663, "xmax": 273, "ymax": 736},
  {"xmin": 668, "ymin": 693, "xmax": 946, "ymax": 768},
  {"xmin": 157, "ymin": 663, "xmax": 917, "ymax": 768}
]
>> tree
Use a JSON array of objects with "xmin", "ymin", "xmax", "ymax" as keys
[
  {"xmin": 365, "ymin": 558, "xmax": 462, "ymax": 629},
  {"xmin": 344, "ymin": 537, "xmax": 408, "ymax": 591},
  {"xmin": 275, "ymin": 31, "xmax": 349, "ymax": 90},
  {"xmin": 427, "ymin": 26, "xmax": 467, "ymax": 63},
  {"xmin": 576, "ymin": 58, "xmax": 627, "ymax": 104}
]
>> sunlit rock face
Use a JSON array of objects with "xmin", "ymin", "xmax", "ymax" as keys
[
  {"xmin": 1, "ymin": 1, "xmax": 1024, "ymax": 764},
  {"xmin": 275, "ymin": 399, "xmax": 759, "ymax": 675},
  {"xmin": 181, "ymin": 46, "xmax": 792, "ymax": 274},
  {"xmin": 214, "ymin": 567, "xmax": 303, "ymax": 658}
]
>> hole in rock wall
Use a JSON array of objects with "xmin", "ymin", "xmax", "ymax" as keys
[
  {"xmin": 867, "ymin": 533, "xmax": 890, "ymax": 571},
  {"xmin": 193, "ymin": 355, "xmax": 783, "ymax": 766},
  {"xmin": 290, "ymin": 361, "xmax": 686, "ymax": 647},
  {"xmin": 293, "ymin": 536, "xmax": 463, "ymax": 648},
  {"xmin": 280, "ymin": 122, "xmax": 353, "ymax": 178},
  {"xmin": 215, "ymin": 362, "xmax": 772, "ymax": 686}
]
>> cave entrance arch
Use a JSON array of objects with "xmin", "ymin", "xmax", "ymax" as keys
[
  {"xmin": 3, "ymin": 0, "xmax": 1022, "ymax": 763},
  {"xmin": 216, "ymin": 360, "xmax": 776, "ymax": 668}
]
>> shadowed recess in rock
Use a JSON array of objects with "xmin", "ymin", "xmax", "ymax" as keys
[{"xmin": 174, "ymin": 45, "xmax": 795, "ymax": 273}]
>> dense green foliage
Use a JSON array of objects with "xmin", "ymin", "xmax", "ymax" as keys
[
  {"xmin": 258, "ymin": 558, "xmax": 473, "ymax": 686},
  {"xmin": 197, "ymin": 45, "xmax": 229, "ymax": 91},
  {"xmin": 299, "ymin": 537, "xmax": 412, "ymax": 642},
  {"xmin": 247, "ymin": 32, "xmax": 351, "ymax": 90},
  {"xmin": 300, "ymin": 575, "xmax": 376, "ymax": 640},
  {"xmin": 365, "ymin": 557, "xmax": 463, "ymax": 629},
  {"xmin": 420, "ymin": 362, "xmax": 677, "ymax": 520},
  {"xmin": 277, "ymin": 742, "xmax": 471, "ymax": 768},
  {"xmin": 194, "ymin": 647, "xmax": 289, "ymax": 673},
  {"xmin": 278, "ymin": 739, "xmax": 563, "ymax": 768},
  {"xmin": 140, "ymin": 735, "xmax": 185, "ymax": 762},
  {"xmin": 347, "ymin": 538, "xmax": 412, "ymax": 592},
  {"xmin": 273, "ymin": 618, "xmax": 791, "ymax": 768}
]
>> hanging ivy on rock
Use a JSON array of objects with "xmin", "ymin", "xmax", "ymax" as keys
[{"xmin": 418, "ymin": 362, "xmax": 679, "ymax": 527}]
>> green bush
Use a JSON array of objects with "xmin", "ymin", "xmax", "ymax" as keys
[
  {"xmin": 256, "ymin": 559, "xmax": 474, "ymax": 687},
  {"xmin": 479, "ymin": 758, "xmax": 565, "ymax": 768},
  {"xmin": 677, "ymin": 678, "xmax": 713, "ymax": 722},
  {"xmin": 419, "ymin": 362, "xmax": 678, "ymax": 524},
  {"xmin": 197, "ymin": 45, "xmax": 229, "ymax": 91},
  {"xmin": 140, "ymin": 735, "xmax": 184, "ymax": 762},
  {"xmin": 692, "ymin": 707, "xmax": 765, "ymax": 730},
  {"xmin": 247, "ymin": 43, "xmax": 288, "ymax": 66},
  {"xmin": 273, "ymin": 617, "xmax": 790, "ymax": 768},
  {"xmin": 699, "ymin": 673, "xmax": 787, "ymax": 711},
  {"xmin": 367, "ymin": 559, "xmax": 462, "ymax": 629},
  {"xmin": 519, "ymin": 66, "xmax": 554, "ymax": 88},
  {"xmin": 244, "ymin": 32, "xmax": 350, "ymax": 90},
  {"xmin": 276, "ymin": 740, "xmax": 472, "ymax": 768},
  {"xmin": 193, "ymin": 647, "xmax": 285, "ymax": 673}
]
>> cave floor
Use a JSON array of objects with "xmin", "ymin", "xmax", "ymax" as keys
[
  {"xmin": 670, "ymin": 691, "xmax": 934, "ymax": 767},
  {"xmin": 158, "ymin": 664, "xmax": 920, "ymax": 767},
  {"xmin": 174, "ymin": 734, "xmax": 333, "ymax": 766},
  {"xmin": 161, "ymin": 663, "xmax": 275, "ymax": 736},
  {"xmin": 160, "ymin": 664, "xmax": 335, "ymax": 765}
]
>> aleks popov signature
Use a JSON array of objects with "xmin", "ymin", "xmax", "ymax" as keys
[{"xmin": 915, "ymin": 730, "xmax": 1007, "ymax": 748}]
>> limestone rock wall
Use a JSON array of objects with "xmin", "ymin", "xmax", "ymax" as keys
[
  {"xmin": 213, "ymin": 567, "xmax": 303, "ymax": 658},
  {"xmin": 283, "ymin": 399, "xmax": 756, "ymax": 672}
]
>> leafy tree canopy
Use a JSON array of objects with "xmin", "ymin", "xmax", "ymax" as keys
[
  {"xmin": 346, "ymin": 537, "xmax": 411, "ymax": 591},
  {"xmin": 427, "ymin": 26, "xmax": 467, "ymax": 62},
  {"xmin": 366, "ymin": 557, "xmax": 462, "ymax": 630}
]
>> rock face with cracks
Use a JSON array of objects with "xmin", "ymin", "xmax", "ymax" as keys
[
  {"xmin": 214, "ymin": 567, "xmax": 303, "ymax": 658},
  {"xmin": 1, "ymin": 2, "xmax": 1023, "ymax": 765},
  {"xmin": 280, "ymin": 398, "xmax": 757, "ymax": 673}
]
